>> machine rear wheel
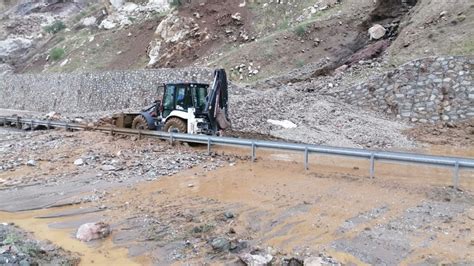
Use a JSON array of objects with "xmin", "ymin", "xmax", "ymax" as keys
[
  {"xmin": 164, "ymin": 118, "xmax": 187, "ymax": 133},
  {"xmin": 132, "ymin": 115, "xmax": 149, "ymax": 130}
]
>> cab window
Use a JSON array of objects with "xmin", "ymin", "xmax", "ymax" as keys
[{"xmin": 176, "ymin": 86, "xmax": 193, "ymax": 110}]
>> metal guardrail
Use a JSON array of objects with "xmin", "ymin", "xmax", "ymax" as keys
[{"xmin": 1, "ymin": 116, "xmax": 473, "ymax": 188}]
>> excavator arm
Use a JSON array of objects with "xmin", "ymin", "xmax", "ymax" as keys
[{"xmin": 204, "ymin": 69, "xmax": 231, "ymax": 132}]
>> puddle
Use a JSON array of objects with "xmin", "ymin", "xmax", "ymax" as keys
[{"xmin": 0, "ymin": 207, "xmax": 140, "ymax": 266}]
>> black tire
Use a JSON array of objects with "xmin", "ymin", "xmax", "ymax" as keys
[
  {"xmin": 132, "ymin": 115, "xmax": 149, "ymax": 130},
  {"xmin": 164, "ymin": 117, "xmax": 187, "ymax": 133}
]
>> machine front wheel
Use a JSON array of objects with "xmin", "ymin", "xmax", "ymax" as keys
[
  {"xmin": 164, "ymin": 118, "xmax": 187, "ymax": 133},
  {"xmin": 132, "ymin": 115, "xmax": 149, "ymax": 130}
]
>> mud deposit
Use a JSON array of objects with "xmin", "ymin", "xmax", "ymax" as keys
[{"xmin": 0, "ymin": 128, "xmax": 473, "ymax": 265}]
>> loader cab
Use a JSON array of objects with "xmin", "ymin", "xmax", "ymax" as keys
[{"xmin": 161, "ymin": 83, "xmax": 209, "ymax": 118}]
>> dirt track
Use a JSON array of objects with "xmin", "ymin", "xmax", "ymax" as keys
[{"xmin": 1, "ymin": 127, "xmax": 473, "ymax": 265}]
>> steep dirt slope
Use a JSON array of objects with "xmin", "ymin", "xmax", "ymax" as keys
[
  {"xmin": 387, "ymin": 0, "xmax": 474, "ymax": 65},
  {"xmin": 3, "ymin": 0, "xmax": 473, "ymax": 85}
]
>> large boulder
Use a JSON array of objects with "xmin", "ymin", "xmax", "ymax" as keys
[
  {"xmin": 76, "ymin": 222, "xmax": 111, "ymax": 242},
  {"xmin": 368, "ymin": 24, "xmax": 386, "ymax": 40}
]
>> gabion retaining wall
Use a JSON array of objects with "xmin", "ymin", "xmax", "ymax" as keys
[
  {"xmin": 0, "ymin": 68, "xmax": 213, "ymax": 113},
  {"xmin": 328, "ymin": 56, "xmax": 473, "ymax": 123}
]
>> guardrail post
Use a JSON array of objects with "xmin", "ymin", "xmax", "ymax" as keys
[
  {"xmin": 30, "ymin": 120, "xmax": 34, "ymax": 130},
  {"xmin": 16, "ymin": 117, "xmax": 21, "ymax": 129},
  {"xmin": 251, "ymin": 142, "xmax": 256, "ymax": 162},
  {"xmin": 304, "ymin": 147, "xmax": 309, "ymax": 171},
  {"xmin": 2, "ymin": 117, "xmax": 6, "ymax": 127},
  {"xmin": 207, "ymin": 138, "xmax": 211, "ymax": 155},
  {"xmin": 47, "ymin": 120, "xmax": 51, "ymax": 130},
  {"xmin": 169, "ymin": 132, "xmax": 174, "ymax": 146},
  {"xmin": 370, "ymin": 153, "xmax": 375, "ymax": 178},
  {"xmin": 65, "ymin": 122, "xmax": 69, "ymax": 131},
  {"xmin": 453, "ymin": 161, "xmax": 460, "ymax": 189}
]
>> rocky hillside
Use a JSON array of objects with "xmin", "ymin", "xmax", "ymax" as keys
[{"xmin": 1, "ymin": 0, "xmax": 472, "ymax": 83}]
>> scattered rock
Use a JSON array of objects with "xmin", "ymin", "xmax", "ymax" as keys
[
  {"xmin": 26, "ymin": 160, "xmax": 36, "ymax": 167},
  {"xmin": 224, "ymin": 211, "xmax": 235, "ymax": 219},
  {"xmin": 45, "ymin": 112, "xmax": 62, "ymax": 120},
  {"xmin": 232, "ymin": 12, "xmax": 242, "ymax": 21},
  {"xmin": 73, "ymin": 159, "xmax": 84, "ymax": 166},
  {"xmin": 101, "ymin": 165, "xmax": 117, "ymax": 171},
  {"xmin": 122, "ymin": 2, "xmax": 138, "ymax": 13},
  {"xmin": 239, "ymin": 253, "xmax": 273, "ymax": 266},
  {"xmin": 267, "ymin": 119, "xmax": 297, "ymax": 129},
  {"xmin": 100, "ymin": 19, "xmax": 117, "ymax": 30},
  {"xmin": 76, "ymin": 222, "xmax": 111, "ymax": 242},
  {"xmin": 210, "ymin": 237, "xmax": 231, "ymax": 252},
  {"xmin": 304, "ymin": 256, "xmax": 325, "ymax": 266},
  {"xmin": 82, "ymin": 17, "xmax": 97, "ymax": 27}
]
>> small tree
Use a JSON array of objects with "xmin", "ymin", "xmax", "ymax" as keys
[{"xmin": 44, "ymin": 20, "xmax": 66, "ymax": 34}]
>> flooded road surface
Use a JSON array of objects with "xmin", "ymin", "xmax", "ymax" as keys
[{"xmin": 1, "ymin": 134, "xmax": 473, "ymax": 264}]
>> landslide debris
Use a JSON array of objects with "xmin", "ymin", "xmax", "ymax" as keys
[{"xmin": 229, "ymin": 85, "xmax": 415, "ymax": 149}]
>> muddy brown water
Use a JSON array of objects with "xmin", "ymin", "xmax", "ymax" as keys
[
  {"xmin": 0, "ymin": 145, "xmax": 473, "ymax": 264},
  {"xmin": 0, "ymin": 208, "xmax": 140, "ymax": 265}
]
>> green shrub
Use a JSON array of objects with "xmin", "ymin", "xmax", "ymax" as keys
[
  {"xmin": 169, "ymin": 0, "xmax": 182, "ymax": 7},
  {"xmin": 296, "ymin": 60, "xmax": 306, "ymax": 68},
  {"xmin": 44, "ymin": 20, "xmax": 66, "ymax": 34},
  {"xmin": 294, "ymin": 24, "xmax": 307, "ymax": 37},
  {"xmin": 50, "ymin": 48, "xmax": 65, "ymax": 61}
]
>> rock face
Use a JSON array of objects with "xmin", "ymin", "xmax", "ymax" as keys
[
  {"xmin": 368, "ymin": 24, "xmax": 386, "ymax": 40},
  {"xmin": 76, "ymin": 222, "xmax": 111, "ymax": 242},
  {"xmin": 0, "ymin": 38, "xmax": 33, "ymax": 62},
  {"xmin": 148, "ymin": 14, "xmax": 202, "ymax": 66}
]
